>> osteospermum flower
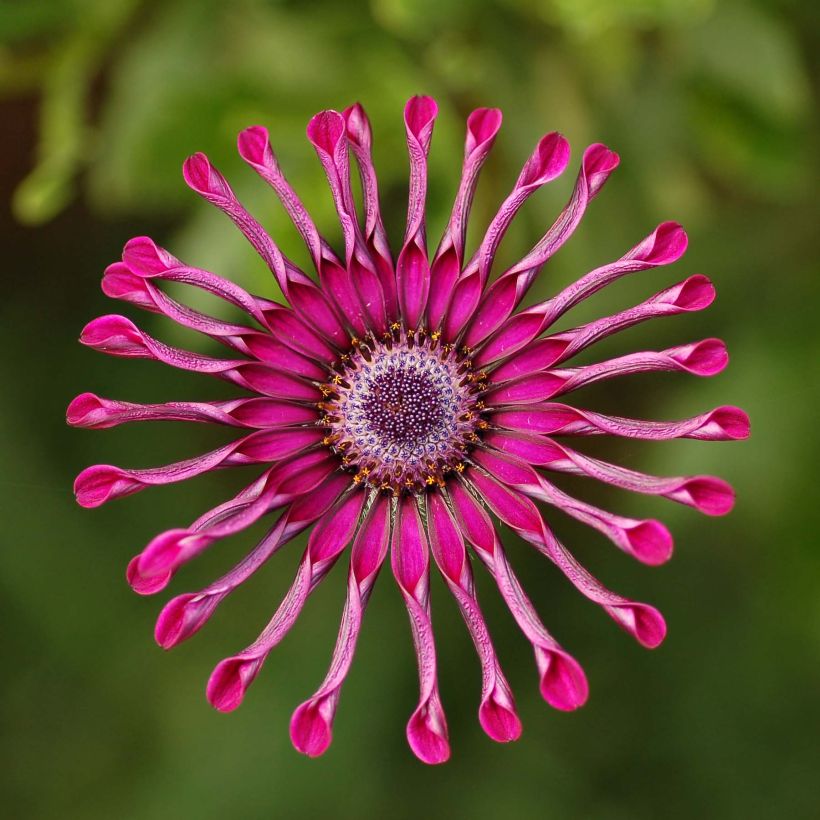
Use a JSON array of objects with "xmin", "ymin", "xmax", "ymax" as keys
[{"xmin": 69, "ymin": 96, "xmax": 749, "ymax": 764}]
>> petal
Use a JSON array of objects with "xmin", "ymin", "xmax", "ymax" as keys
[
  {"xmin": 154, "ymin": 474, "xmax": 351, "ymax": 649},
  {"xmin": 343, "ymin": 104, "xmax": 398, "ymax": 321},
  {"xmin": 206, "ymin": 487, "xmax": 364, "ymax": 711},
  {"xmin": 427, "ymin": 492, "xmax": 522, "ymax": 742},
  {"xmin": 475, "ymin": 221, "xmax": 689, "ymax": 367},
  {"xmin": 127, "ymin": 452, "xmax": 335, "ymax": 594},
  {"xmin": 490, "ymin": 402, "xmax": 750, "ymax": 441},
  {"xmin": 486, "ymin": 430, "xmax": 734, "ymax": 517},
  {"xmin": 397, "ymin": 96, "xmax": 438, "ymax": 329},
  {"xmin": 463, "ymin": 143, "xmax": 618, "ymax": 347},
  {"xmin": 391, "ymin": 495, "xmax": 450, "ymax": 764},
  {"xmin": 465, "ymin": 463, "xmax": 666, "ymax": 648},
  {"xmin": 290, "ymin": 495, "xmax": 392, "ymax": 757},
  {"xmin": 489, "ymin": 274, "xmax": 715, "ymax": 381},
  {"xmin": 483, "ymin": 339, "xmax": 729, "ymax": 405},
  {"xmin": 427, "ymin": 108, "xmax": 502, "ymax": 329}
]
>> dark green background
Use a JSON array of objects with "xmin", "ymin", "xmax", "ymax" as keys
[{"xmin": 1, "ymin": 1, "xmax": 818, "ymax": 818}]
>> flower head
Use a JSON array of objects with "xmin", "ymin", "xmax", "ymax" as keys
[{"xmin": 70, "ymin": 97, "xmax": 748, "ymax": 764}]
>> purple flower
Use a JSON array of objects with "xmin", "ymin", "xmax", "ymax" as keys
[{"xmin": 69, "ymin": 97, "xmax": 749, "ymax": 764}]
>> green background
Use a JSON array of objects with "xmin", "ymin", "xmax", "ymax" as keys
[{"xmin": 1, "ymin": 1, "xmax": 818, "ymax": 817}]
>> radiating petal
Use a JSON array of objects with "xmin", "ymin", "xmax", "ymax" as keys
[
  {"xmin": 391, "ymin": 495, "xmax": 450, "ymax": 764},
  {"xmin": 290, "ymin": 494, "xmax": 391, "ymax": 756},
  {"xmin": 206, "ymin": 487, "xmax": 365, "ymax": 711},
  {"xmin": 447, "ymin": 481, "xmax": 588, "ymax": 710},
  {"xmin": 426, "ymin": 491, "xmax": 521, "ymax": 742}
]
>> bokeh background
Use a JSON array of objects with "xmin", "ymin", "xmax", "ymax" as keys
[{"xmin": 1, "ymin": 0, "xmax": 818, "ymax": 818}]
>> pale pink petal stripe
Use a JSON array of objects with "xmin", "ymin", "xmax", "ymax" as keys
[
  {"xmin": 155, "ymin": 473, "xmax": 351, "ymax": 649},
  {"xmin": 307, "ymin": 110, "xmax": 387, "ymax": 335},
  {"xmin": 396, "ymin": 96, "xmax": 438, "ymax": 329},
  {"xmin": 427, "ymin": 107, "xmax": 502, "ymax": 329},
  {"xmin": 67, "ymin": 393, "xmax": 318, "ymax": 430},
  {"xmin": 80, "ymin": 315, "xmax": 322, "ymax": 402},
  {"xmin": 490, "ymin": 274, "xmax": 715, "ymax": 381},
  {"xmin": 482, "ymin": 339, "xmax": 729, "ymax": 406},
  {"xmin": 290, "ymin": 494, "xmax": 392, "ymax": 757},
  {"xmin": 343, "ymin": 104, "xmax": 398, "ymax": 321},
  {"xmin": 485, "ymin": 430, "xmax": 735, "ymax": 518},
  {"xmin": 475, "ymin": 221, "xmax": 687, "ymax": 366},
  {"xmin": 490, "ymin": 402, "xmax": 750, "ymax": 441},
  {"xmin": 462, "ymin": 144, "xmax": 620, "ymax": 348},
  {"xmin": 426, "ymin": 491, "xmax": 521, "ymax": 742},
  {"xmin": 442, "ymin": 132, "xmax": 571, "ymax": 342},
  {"xmin": 74, "ymin": 427, "xmax": 323, "ymax": 508},
  {"xmin": 447, "ymin": 480, "xmax": 588, "ymax": 710},
  {"xmin": 464, "ymin": 465, "xmax": 667, "ymax": 649},
  {"xmin": 125, "ymin": 452, "xmax": 335, "ymax": 595},
  {"xmin": 391, "ymin": 494, "xmax": 450, "ymax": 764},
  {"xmin": 206, "ymin": 488, "xmax": 365, "ymax": 712}
]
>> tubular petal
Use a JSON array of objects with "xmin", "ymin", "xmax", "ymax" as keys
[
  {"xmin": 290, "ymin": 494, "xmax": 391, "ymax": 757},
  {"xmin": 66, "ymin": 394, "xmax": 318, "ymax": 430},
  {"xmin": 475, "ymin": 220, "xmax": 687, "ymax": 367},
  {"xmin": 308, "ymin": 110, "xmax": 386, "ymax": 335},
  {"xmin": 155, "ymin": 474, "xmax": 352, "ymax": 649},
  {"xmin": 491, "ymin": 403, "xmax": 750, "ymax": 441},
  {"xmin": 427, "ymin": 492, "xmax": 521, "ymax": 742},
  {"xmin": 465, "ymin": 466, "xmax": 666, "ymax": 648},
  {"xmin": 73, "ymin": 427, "xmax": 322, "ymax": 508},
  {"xmin": 391, "ymin": 495, "xmax": 450, "ymax": 764},
  {"xmin": 474, "ymin": 445, "xmax": 674, "ymax": 563},
  {"xmin": 463, "ymin": 143, "xmax": 618, "ymax": 347},
  {"xmin": 483, "ymin": 339, "xmax": 729, "ymax": 405},
  {"xmin": 427, "ymin": 107, "xmax": 502, "ymax": 329},
  {"xmin": 441, "ymin": 132, "xmax": 570, "ymax": 342},
  {"xmin": 485, "ymin": 430, "xmax": 735, "ymax": 517},
  {"xmin": 80, "ymin": 315, "xmax": 322, "ymax": 401},
  {"xmin": 396, "ymin": 96, "xmax": 437, "ymax": 329},
  {"xmin": 343, "ymin": 104, "xmax": 398, "ymax": 320},
  {"xmin": 447, "ymin": 481, "xmax": 588, "ymax": 710},
  {"xmin": 127, "ymin": 452, "xmax": 336, "ymax": 594},
  {"xmin": 206, "ymin": 488, "xmax": 365, "ymax": 712},
  {"xmin": 489, "ymin": 274, "xmax": 715, "ymax": 381}
]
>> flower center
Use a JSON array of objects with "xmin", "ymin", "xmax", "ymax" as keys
[{"xmin": 321, "ymin": 330, "xmax": 484, "ymax": 492}]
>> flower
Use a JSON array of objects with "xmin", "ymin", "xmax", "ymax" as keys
[{"xmin": 69, "ymin": 96, "xmax": 749, "ymax": 764}]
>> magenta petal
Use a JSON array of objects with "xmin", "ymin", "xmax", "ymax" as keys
[
  {"xmin": 407, "ymin": 702, "xmax": 450, "ymax": 765},
  {"xmin": 427, "ymin": 107, "xmax": 502, "ymax": 329},
  {"xmin": 155, "ymin": 592, "xmax": 220, "ymax": 650},
  {"xmin": 483, "ymin": 372, "xmax": 567, "ymax": 405},
  {"xmin": 671, "ymin": 338, "xmax": 729, "ymax": 375},
  {"xmin": 126, "ymin": 554, "xmax": 173, "ymax": 596},
  {"xmin": 491, "ymin": 403, "xmax": 750, "ymax": 442},
  {"xmin": 673, "ymin": 476, "xmax": 735, "ymax": 516},
  {"xmin": 396, "ymin": 242, "xmax": 430, "ymax": 330},
  {"xmin": 447, "ymin": 480, "xmax": 589, "ymax": 710},
  {"xmin": 207, "ymin": 656, "xmax": 263, "ymax": 712},
  {"xmin": 307, "ymin": 110, "xmax": 346, "ymax": 156},
  {"xmin": 479, "ymin": 695, "xmax": 523, "ymax": 743},
  {"xmin": 290, "ymin": 701, "xmax": 334, "ymax": 757},
  {"xmin": 101, "ymin": 262, "xmax": 155, "ymax": 308},
  {"xmin": 426, "ymin": 492, "xmax": 522, "ymax": 743},
  {"xmin": 537, "ymin": 650, "xmax": 589, "ymax": 711},
  {"xmin": 607, "ymin": 603, "xmax": 667, "ymax": 649}
]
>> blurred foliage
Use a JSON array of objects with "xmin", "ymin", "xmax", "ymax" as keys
[{"xmin": 1, "ymin": 1, "xmax": 818, "ymax": 819}]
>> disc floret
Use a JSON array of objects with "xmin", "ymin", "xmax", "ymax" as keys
[{"xmin": 321, "ymin": 328, "xmax": 484, "ymax": 492}]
